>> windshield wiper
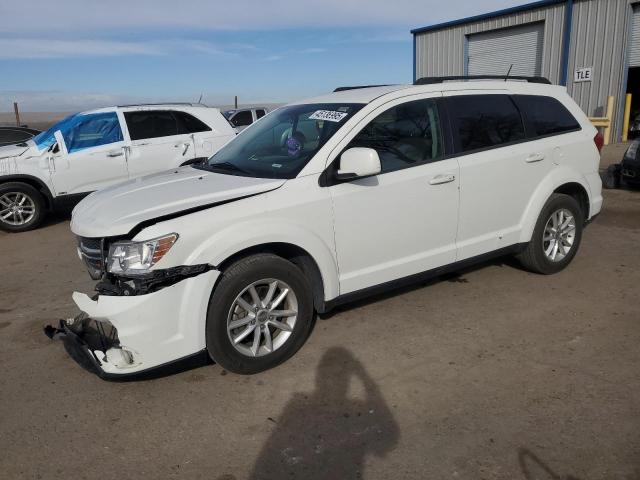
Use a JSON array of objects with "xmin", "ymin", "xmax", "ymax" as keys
[{"xmin": 203, "ymin": 161, "xmax": 253, "ymax": 176}]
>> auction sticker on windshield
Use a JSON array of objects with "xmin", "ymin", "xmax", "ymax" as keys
[{"xmin": 309, "ymin": 110, "xmax": 348, "ymax": 122}]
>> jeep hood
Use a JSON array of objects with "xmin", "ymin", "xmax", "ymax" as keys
[{"xmin": 71, "ymin": 166, "xmax": 286, "ymax": 238}]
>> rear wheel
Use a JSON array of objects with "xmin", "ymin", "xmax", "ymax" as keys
[
  {"xmin": 206, "ymin": 253, "xmax": 315, "ymax": 374},
  {"xmin": 517, "ymin": 193, "xmax": 583, "ymax": 274},
  {"xmin": 0, "ymin": 182, "xmax": 46, "ymax": 232}
]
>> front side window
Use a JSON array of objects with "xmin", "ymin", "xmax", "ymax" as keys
[
  {"xmin": 231, "ymin": 110, "xmax": 253, "ymax": 127},
  {"xmin": 256, "ymin": 109, "xmax": 266, "ymax": 119},
  {"xmin": 197, "ymin": 103, "xmax": 364, "ymax": 179},
  {"xmin": 347, "ymin": 98, "xmax": 443, "ymax": 173},
  {"xmin": 447, "ymin": 95, "xmax": 525, "ymax": 153},
  {"xmin": 124, "ymin": 111, "xmax": 179, "ymax": 140},
  {"xmin": 62, "ymin": 112, "xmax": 123, "ymax": 153},
  {"xmin": 514, "ymin": 95, "xmax": 581, "ymax": 137}
]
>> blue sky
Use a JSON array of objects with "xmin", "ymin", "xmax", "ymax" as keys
[{"xmin": 0, "ymin": 0, "xmax": 529, "ymax": 111}]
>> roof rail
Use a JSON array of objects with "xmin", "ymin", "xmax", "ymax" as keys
[
  {"xmin": 333, "ymin": 85, "xmax": 392, "ymax": 92},
  {"xmin": 414, "ymin": 75, "xmax": 552, "ymax": 85},
  {"xmin": 117, "ymin": 102, "xmax": 207, "ymax": 108}
]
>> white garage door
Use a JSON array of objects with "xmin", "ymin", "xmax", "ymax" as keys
[
  {"xmin": 629, "ymin": 5, "xmax": 640, "ymax": 67},
  {"xmin": 467, "ymin": 22, "xmax": 544, "ymax": 77}
]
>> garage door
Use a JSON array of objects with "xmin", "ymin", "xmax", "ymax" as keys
[
  {"xmin": 629, "ymin": 5, "xmax": 640, "ymax": 67},
  {"xmin": 467, "ymin": 23, "xmax": 544, "ymax": 77}
]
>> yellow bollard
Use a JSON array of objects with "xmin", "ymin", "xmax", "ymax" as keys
[
  {"xmin": 603, "ymin": 96, "xmax": 614, "ymax": 146},
  {"xmin": 622, "ymin": 93, "xmax": 632, "ymax": 142}
]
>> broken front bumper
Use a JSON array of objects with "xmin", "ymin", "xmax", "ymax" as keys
[{"xmin": 46, "ymin": 269, "xmax": 220, "ymax": 378}]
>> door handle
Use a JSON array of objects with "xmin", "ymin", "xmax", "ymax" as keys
[
  {"xmin": 429, "ymin": 174, "xmax": 456, "ymax": 185},
  {"xmin": 107, "ymin": 150, "xmax": 124, "ymax": 157},
  {"xmin": 526, "ymin": 153, "xmax": 545, "ymax": 163}
]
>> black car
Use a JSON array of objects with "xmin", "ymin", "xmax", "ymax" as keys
[
  {"xmin": 620, "ymin": 139, "xmax": 640, "ymax": 187},
  {"xmin": 0, "ymin": 126, "xmax": 41, "ymax": 147}
]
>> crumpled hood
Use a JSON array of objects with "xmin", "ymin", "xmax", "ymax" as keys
[
  {"xmin": 0, "ymin": 143, "xmax": 32, "ymax": 160},
  {"xmin": 71, "ymin": 166, "xmax": 285, "ymax": 238}
]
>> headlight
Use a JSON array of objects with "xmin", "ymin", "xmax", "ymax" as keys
[{"xmin": 106, "ymin": 233, "xmax": 178, "ymax": 275}]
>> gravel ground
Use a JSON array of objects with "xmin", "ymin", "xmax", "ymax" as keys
[{"xmin": 0, "ymin": 146, "xmax": 639, "ymax": 480}]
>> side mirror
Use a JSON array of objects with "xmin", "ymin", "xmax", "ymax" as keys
[
  {"xmin": 53, "ymin": 130, "xmax": 67, "ymax": 155},
  {"xmin": 336, "ymin": 148, "xmax": 381, "ymax": 180}
]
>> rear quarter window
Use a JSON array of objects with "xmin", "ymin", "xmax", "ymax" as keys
[{"xmin": 513, "ymin": 95, "xmax": 581, "ymax": 138}]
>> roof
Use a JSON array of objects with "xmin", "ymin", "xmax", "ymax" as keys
[
  {"xmin": 410, "ymin": 0, "xmax": 566, "ymax": 34},
  {"xmin": 288, "ymin": 85, "xmax": 412, "ymax": 105}
]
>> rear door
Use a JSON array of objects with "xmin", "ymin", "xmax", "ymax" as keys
[
  {"xmin": 123, "ymin": 110, "xmax": 196, "ymax": 178},
  {"xmin": 444, "ymin": 91, "xmax": 549, "ymax": 259}
]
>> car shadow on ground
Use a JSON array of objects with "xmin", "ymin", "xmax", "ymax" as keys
[
  {"xmin": 228, "ymin": 347, "xmax": 400, "ymax": 480},
  {"xmin": 518, "ymin": 448, "xmax": 582, "ymax": 480}
]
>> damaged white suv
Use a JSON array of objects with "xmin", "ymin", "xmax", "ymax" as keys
[
  {"xmin": 0, "ymin": 104, "xmax": 235, "ymax": 232},
  {"xmin": 47, "ymin": 78, "xmax": 603, "ymax": 378}
]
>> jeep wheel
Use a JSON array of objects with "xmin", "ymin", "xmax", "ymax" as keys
[
  {"xmin": 517, "ymin": 193, "xmax": 584, "ymax": 274},
  {"xmin": 206, "ymin": 253, "xmax": 315, "ymax": 374},
  {"xmin": 0, "ymin": 182, "xmax": 46, "ymax": 232}
]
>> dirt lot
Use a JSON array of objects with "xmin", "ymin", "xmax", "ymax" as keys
[{"xmin": 1, "ymin": 152, "xmax": 639, "ymax": 479}]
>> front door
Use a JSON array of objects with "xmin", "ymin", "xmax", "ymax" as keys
[
  {"xmin": 123, "ymin": 110, "xmax": 196, "ymax": 178},
  {"xmin": 327, "ymin": 95, "xmax": 460, "ymax": 294},
  {"xmin": 49, "ymin": 111, "xmax": 129, "ymax": 195}
]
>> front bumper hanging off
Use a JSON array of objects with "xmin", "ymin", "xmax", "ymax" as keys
[{"xmin": 45, "ymin": 269, "xmax": 220, "ymax": 380}]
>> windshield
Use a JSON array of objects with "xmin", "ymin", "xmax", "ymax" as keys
[
  {"xmin": 31, "ymin": 113, "xmax": 78, "ymax": 150},
  {"xmin": 197, "ymin": 103, "xmax": 364, "ymax": 179}
]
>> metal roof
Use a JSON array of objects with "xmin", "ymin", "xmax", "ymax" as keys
[{"xmin": 410, "ymin": 0, "xmax": 566, "ymax": 35}]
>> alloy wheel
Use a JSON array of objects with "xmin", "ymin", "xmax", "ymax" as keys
[
  {"xmin": 542, "ymin": 208, "xmax": 576, "ymax": 262},
  {"xmin": 0, "ymin": 192, "xmax": 36, "ymax": 226}
]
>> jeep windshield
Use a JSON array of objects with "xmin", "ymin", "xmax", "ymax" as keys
[{"xmin": 196, "ymin": 103, "xmax": 364, "ymax": 179}]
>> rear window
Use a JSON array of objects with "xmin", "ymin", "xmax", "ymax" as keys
[
  {"xmin": 447, "ymin": 94, "xmax": 525, "ymax": 153},
  {"xmin": 514, "ymin": 95, "xmax": 581, "ymax": 137}
]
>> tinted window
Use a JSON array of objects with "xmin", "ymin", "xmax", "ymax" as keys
[
  {"xmin": 514, "ymin": 95, "xmax": 581, "ymax": 137},
  {"xmin": 0, "ymin": 129, "xmax": 32, "ymax": 144},
  {"xmin": 124, "ymin": 111, "xmax": 178, "ymax": 140},
  {"xmin": 256, "ymin": 109, "xmax": 266, "ymax": 119},
  {"xmin": 230, "ymin": 110, "xmax": 253, "ymax": 127},
  {"xmin": 62, "ymin": 112, "xmax": 123, "ymax": 153},
  {"xmin": 174, "ymin": 111, "xmax": 211, "ymax": 134},
  {"xmin": 447, "ymin": 95, "xmax": 525, "ymax": 153},
  {"xmin": 347, "ymin": 98, "xmax": 443, "ymax": 173}
]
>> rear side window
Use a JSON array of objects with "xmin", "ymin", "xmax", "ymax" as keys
[
  {"xmin": 514, "ymin": 95, "xmax": 581, "ymax": 137},
  {"xmin": 125, "ymin": 111, "xmax": 178, "ymax": 140},
  {"xmin": 174, "ymin": 111, "xmax": 211, "ymax": 134},
  {"xmin": 256, "ymin": 109, "xmax": 266, "ymax": 119},
  {"xmin": 347, "ymin": 98, "xmax": 444, "ymax": 173},
  {"xmin": 447, "ymin": 95, "xmax": 525, "ymax": 153},
  {"xmin": 230, "ymin": 110, "xmax": 253, "ymax": 127}
]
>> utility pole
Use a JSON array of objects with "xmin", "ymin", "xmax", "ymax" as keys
[
  {"xmin": 13, "ymin": 102, "xmax": 21, "ymax": 127},
  {"xmin": 234, "ymin": 96, "xmax": 238, "ymax": 109}
]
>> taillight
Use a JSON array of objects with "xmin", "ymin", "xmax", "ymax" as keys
[{"xmin": 594, "ymin": 132, "xmax": 604, "ymax": 152}]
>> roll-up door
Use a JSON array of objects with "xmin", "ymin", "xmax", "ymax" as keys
[
  {"xmin": 629, "ymin": 5, "xmax": 640, "ymax": 67},
  {"xmin": 467, "ymin": 22, "xmax": 544, "ymax": 76}
]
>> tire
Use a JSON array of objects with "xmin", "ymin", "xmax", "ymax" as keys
[
  {"xmin": 0, "ymin": 182, "xmax": 46, "ymax": 232},
  {"xmin": 517, "ymin": 193, "xmax": 584, "ymax": 275},
  {"xmin": 602, "ymin": 164, "xmax": 621, "ymax": 189},
  {"xmin": 206, "ymin": 253, "xmax": 315, "ymax": 374}
]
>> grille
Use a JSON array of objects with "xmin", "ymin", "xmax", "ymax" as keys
[{"xmin": 77, "ymin": 236, "xmax": 105, "ymax": 279}]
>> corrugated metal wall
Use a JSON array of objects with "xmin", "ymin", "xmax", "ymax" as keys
[
  {"xmin": 414, "ymin": 3, "xmax": 566, "ymax": 83},
  {"xmin": 567, "ymin": 0, "xmax": 631, "ymax": 140},
  {"xmin": 414, "ymin": 0, "xmax": 636, "ymax": 142}
]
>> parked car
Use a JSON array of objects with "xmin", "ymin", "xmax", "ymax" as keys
[
  {"xmin": 620, "ymin": 138, "xmax": 640, "ymax": 187},
  {"xmin": 0, "ymin": 104, "xmax": 235, "ymax": 232},
  {"xmin": 47, "ymin": 78, "xmax": 603, "ymax": 378},
  {"xmin": 0, "ymin": 126, "xmax": 41, "ymax": 147},
  {"xmin": 627, "ymin": 113, "xmax": 640, "ymax": 140},
  {"xmin": 223, "ymin": 107, "xmax": 268, "ymax": 132}
]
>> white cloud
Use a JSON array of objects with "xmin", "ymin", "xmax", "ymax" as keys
[
  {"xmin": 0, "ymin": 38, "xmax": 230, "ymax": 59},
  {"xmin": 0, "ymin": 0, "xmax": 531, "ymax": 33}
]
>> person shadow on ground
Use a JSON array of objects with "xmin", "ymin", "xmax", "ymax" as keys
[{"xmin": 248, "ymin": 347, "xmax": 400, "ymax": 480}]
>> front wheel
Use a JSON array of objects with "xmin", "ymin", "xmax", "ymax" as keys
[
  {"xmin": 206, "ymin": 253, "xmax": 315, "ymax": 374},
  {"xmin": 517, "ymin": 193, "xmax": 584, "ymax": 274},
  {"xmin": 0, "ymin": 182, "xmax": 46, "ymax": 232}
]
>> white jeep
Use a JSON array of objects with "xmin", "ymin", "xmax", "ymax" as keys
[
  {"xmin": 0, "ymin": 104, "xmax": 235, "ymax": 231},
  {"xmin": 51, "ymin": 78, "xmax": 603, "ymax": 378}
]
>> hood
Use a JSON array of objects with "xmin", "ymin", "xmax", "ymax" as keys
[
  {"xmin": 0, "ymin": 143, "xmax": 31, "ymax": 160},
  {"xmin": 71, "ymin": 166, "xmax": 286, "ymax": 238}
]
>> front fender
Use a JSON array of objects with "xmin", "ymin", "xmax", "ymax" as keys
[
  {"xmin": 186, "ymin": 219, "xmax": 340, "ymax": 301},
  {"xmin": 518, "ymin": 166, "xmax": 592, "ymax": 244}
]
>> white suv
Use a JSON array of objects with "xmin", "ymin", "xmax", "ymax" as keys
[
  {"xmin": 0, "ymin": 104, "xmax": 235, "ymax": 232},
  {"xmin": 48, "ymin": 78, "xmax": 603, "ymax": 378}
]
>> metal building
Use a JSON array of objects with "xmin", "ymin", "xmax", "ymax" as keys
[{"xmin": 411, "ymin": 0, "xmax": 639, "ymax": 142}]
